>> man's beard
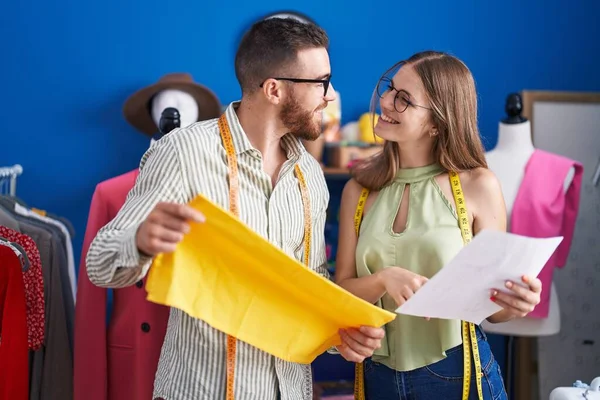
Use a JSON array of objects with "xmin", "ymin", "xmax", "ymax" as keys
[{"xmin": 280, "ymin": 95, "xmax": 325, "ymax": 141}]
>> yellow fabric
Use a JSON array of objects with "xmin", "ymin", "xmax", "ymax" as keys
[{"xmin": 146, "ymin": 194, "xmax": 396, "ymax": 364}]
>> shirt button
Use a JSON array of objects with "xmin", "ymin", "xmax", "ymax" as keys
[
  {"xmin": 141, "ymin": 322, "xmax": 151, "ymax": 333},
  {"xmin": 136, "ymin": 280, "xmax": 143, "ymax": 288}
]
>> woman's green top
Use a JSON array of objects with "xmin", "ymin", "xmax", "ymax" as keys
[{"xmin": 355, "ymin": 163, "xmax": 465, "ymax": 371}]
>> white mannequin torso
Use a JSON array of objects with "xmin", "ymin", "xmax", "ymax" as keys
[{"xmin": 481, "ymin": 120, "xmax": 574, "ymax": 336}]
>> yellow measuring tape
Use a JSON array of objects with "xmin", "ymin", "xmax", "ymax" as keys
[
  {"xmin": 449, "ymin": 171, "xmax": 483, "ymax": 400},
  {"xmin": 352, "ymin": 172, "xmax": 482, "ymax": 400},
  {"xmin": 352, "ymin": 188, "xmax": 369, "ymax": 400},
  {"xmin": 218, "ymin": 114, "xmax": 312, "ymax": 400}
]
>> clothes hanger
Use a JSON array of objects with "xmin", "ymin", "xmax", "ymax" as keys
[{"xmin": 0, "ymin": 236, "xmax": 30, "ymax": 272}]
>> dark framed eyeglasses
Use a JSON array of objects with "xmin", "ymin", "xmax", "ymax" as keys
[
  {"xmin": 376, "ymin": 77, "xmax": 431, "ymax": 113},
  {"xmin": 259, "ymin": 76, "xmax": 331, "ymax": 97}
]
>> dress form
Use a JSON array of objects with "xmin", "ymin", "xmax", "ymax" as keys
[{"xmin": 482, "ymin": 93, "xmax": 574, "ymax": 337}]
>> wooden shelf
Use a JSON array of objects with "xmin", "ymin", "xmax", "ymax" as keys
[{"xmin": 322, "ymin": 167, "xmax": 350, "ymax": 176}]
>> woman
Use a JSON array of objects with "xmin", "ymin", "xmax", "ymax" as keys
[{"xmin": 334, "ymin": 51, "xmax": 541, "ymax": 399}]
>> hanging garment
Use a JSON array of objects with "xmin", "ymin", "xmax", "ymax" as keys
[
  {"xmin": 74, "ymin": 169, "xmax": 170, "ymax": 400},
  {"xmin": 0, "ymin": 201, "xmax": 73, "ymax": 400},
  {"xmin": 510, "ymin": 149, "xmax": 583, "ymax": 318},
  {"xmin": 0, "ymin": 197, "xmax": 74, "ymax": 347},
  {"xmin": 0, "ymin": 203, "xmax": 21, "ymax": 231},
  {"xmin": 0, "ymin": 226, "xmax": 45, "ymax": 350},
  {"xmin": 0, "ymin": 243, "xmax": 29, "ymax": 400},
  {"xmin": 13, "ymin": 203, "xmax": 76, "ymax": 302}
]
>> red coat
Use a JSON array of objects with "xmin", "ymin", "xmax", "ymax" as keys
[
  {"xmin": 73, "ymin": 170, "xmax": 170, "ymax": 400},
  {"xmin": 0, "ymin": 245, "xmax": 28, "ymax": 400}
]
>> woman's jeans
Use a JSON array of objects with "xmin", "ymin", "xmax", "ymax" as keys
[{"xmin": 363, "ymin": 326, "xmax": 507, "ymax": 400}]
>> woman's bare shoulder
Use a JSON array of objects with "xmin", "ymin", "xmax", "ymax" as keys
[{"xmin": 341, "ymin": 178, "xmax": 379, "ymax": 215}]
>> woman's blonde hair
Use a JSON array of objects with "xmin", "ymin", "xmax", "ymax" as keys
[{"xmin": 352, "ymin": 50, "xmax": 488, "ymax": 191}]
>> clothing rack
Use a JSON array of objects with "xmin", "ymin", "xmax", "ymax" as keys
[
  {"xmin": 0, "ymin": 164, "xmax": 76, "ymax": 400},
  {"xmin": 0, "ymin": 164, "xmax": 23, "ymax": 196}
]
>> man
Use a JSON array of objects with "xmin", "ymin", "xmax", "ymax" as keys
[{"xmin": 86, "ymin": 18, "xmax": 384, "ymax": 400}]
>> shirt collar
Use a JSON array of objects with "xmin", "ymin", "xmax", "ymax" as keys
[{"xmin": 224, "ymin": 101, "xmax": 306, "ymax": 159}]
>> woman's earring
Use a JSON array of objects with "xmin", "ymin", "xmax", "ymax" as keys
[{"xmin": 430, "ymin": 131, "xmax": 438, "ymax": 137}]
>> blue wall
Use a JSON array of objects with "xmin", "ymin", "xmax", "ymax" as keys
[
  {"xmin": 1, "ymin": 0, "xmax": 598, "ymax": 391},
  {"xmin": 1, "ymin": 1, "xmax": 599, "ymax": 274}
]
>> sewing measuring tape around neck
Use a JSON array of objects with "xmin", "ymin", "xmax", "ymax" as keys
[
  {"xmin": 351, "ymin": 174, "xmax": 483, "ymax": 400},
  {"xmin": 449, "ymin": 171, "xmax": 483, "ymax": 400},
  {"xmin": 217, "ymin": 114, "xmax": 312, "ymax": 400}
]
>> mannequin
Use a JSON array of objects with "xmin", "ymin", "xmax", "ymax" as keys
[
  {"xmin": 481, "ymin": 93, "xmax": 584, "ymax": 400},
  {"xmin": 482, "ymin": 93, "xmax": 574, "ymax": 337},
  {"xmin": 74, "ymin": 74, "xmax": 221, "ymax": 400}
]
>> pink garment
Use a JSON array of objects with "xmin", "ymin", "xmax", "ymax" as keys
[
  {"xmin": 73, "ymin": 170, "xmax": 170, "ymax": 400},
  {"xmin": 510, "ymin": 149, "xmax": 583, "ymax": 318}
]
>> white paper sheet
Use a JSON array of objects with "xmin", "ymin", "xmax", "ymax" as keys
[{"xmin": 395, "ymin": 229, "xmax": 563, "ymax": 324}]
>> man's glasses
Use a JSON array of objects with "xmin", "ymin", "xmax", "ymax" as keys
[
  {"xmin": 259, "ymin": 76, "xmax": 332, "ymax": 97},
  {"xmin": 376, "ymin": 77, "xmax": 431, "ymax": 113}
]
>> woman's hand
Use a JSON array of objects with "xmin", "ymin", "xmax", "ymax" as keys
[
  {"xmin": 377, "ymin": 267, "xmax": 429, "ymax": 308},
  {"xmin": 490, "ymin": 275, "xmax": 542, "ymax": 320}
]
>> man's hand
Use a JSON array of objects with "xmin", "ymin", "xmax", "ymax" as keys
[
  {"xmin": 337, "ymin": 326, "xmax": 385, "ymax": 363},
  {"xmin": 136, "ymin": 202, "xmax": 205, "ymax": 256}
]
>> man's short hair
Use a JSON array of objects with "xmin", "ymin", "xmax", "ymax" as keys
[{"xmin": 235, "ymin": 18, "xmax": 329, "ymax": 94}]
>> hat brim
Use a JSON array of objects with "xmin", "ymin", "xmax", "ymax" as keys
[{"xmin": 123, "ymin": 81, "xmax": 222, "ymax": 136}]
